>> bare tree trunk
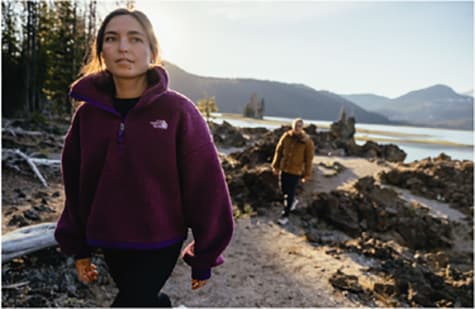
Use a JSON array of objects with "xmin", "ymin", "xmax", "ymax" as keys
[
  {"xmin": 24, "ymin": 1, "xmax": 32, "ymax": 114},
  {"xmin": 85, "ymin": 0, "xmax": 97, "ymax": 63},
  {"xmin": 24, "ymin": 1, "xmax": 39, "ymax": 114},
  {"xmin": 31, "ymin": 2, "xmax": 38, "ymax": 113}
]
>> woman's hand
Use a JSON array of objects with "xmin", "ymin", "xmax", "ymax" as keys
[
  {"xmin": 75, "ymin": 258, "xmax": 98, "ymax": 284},
  {"xmin": 192, "ymin": 279, "xmax": 208, "ymax": 290}
]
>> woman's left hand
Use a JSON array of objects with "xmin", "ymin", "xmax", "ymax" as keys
[{"xmin": 192, "ymin": 279, "xmax": 208, "ymax": 290}]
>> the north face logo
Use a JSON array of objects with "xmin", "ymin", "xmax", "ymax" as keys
[{"xmin": 150, "ymin": 119, "xmax": 168, "ymax": 129}]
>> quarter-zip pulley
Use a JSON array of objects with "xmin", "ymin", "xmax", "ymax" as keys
[{"xmin": 118, "ymin": 122, "xmax": 125, "ymax": 144}]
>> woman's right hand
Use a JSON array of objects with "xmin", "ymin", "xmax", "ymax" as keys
[{"xmin": 75, "ymin": 258, "xmax": 98, "ymax": 284}]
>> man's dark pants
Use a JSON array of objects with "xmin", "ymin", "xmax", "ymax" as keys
[{"xmin": 280, "ymin": 171, "xmax": 300, "ymax": 217}]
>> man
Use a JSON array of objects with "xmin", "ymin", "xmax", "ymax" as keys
[{"xmin": 271, "ymin": 118, "xmax": 314, "ymax": 225}]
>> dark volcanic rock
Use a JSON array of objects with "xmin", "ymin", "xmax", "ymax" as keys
[
  {"xmin": 340, "ymin": 235, "xmax": 473, "ymax": 307},
  {"xmin": 8, "ymin": 214, "xmax": 29, "ymax": 227},
  {"xmin": 208, "ymin": 121, "xmax": 247, "ymax": 148},
  {"xmin": 23, "ymin": 209, "xmax": 41, "ymax": 221},
  {"xmin": 228, "ymin": 142, "xmax": 275, "ymax": 168},
  {"xmin": 329, "ymin": 270, "xmax": 363, "ymax": 293},
  {"xmin": 2, "ymin": 248, "xmax": 115, "ymax": 307},
  {"xmin": 224, "ymin": 163, "xmax": 281, "ymax": 210},
  {"xmin": 380, "ymin": 154, "xmax": 474, "ymax": 216},
  {"xmin": 307, "ymin": 177, "xmax": 452, "ymax": 250}
]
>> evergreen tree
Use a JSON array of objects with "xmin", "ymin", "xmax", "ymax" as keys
[
  {"xmin": 22, "ymin": 0, "xmax": 41, "ymax": 114},
  {"xmin": 2, "ymin": 0, "xmax": 23, "ymax": 116},
  {"xmin": 43, "ymin": 0, "xmax": 87, "ymax": 114}
]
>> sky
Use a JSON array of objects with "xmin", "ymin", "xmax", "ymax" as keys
[{"xmin": 99, "ymin": 0, "xmax": 474, "ymax": 98}]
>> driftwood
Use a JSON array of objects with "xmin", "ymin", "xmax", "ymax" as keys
[
  {"xmin": 2, "ymin": 281, "xmax": 30, "ymax": 289},
  {"xmin": 2, "ymin": 127, "xmax": 44, "ymax": 137},
  {"xmin": 2, "ymin": 222, "xmax": 58, "ymax": 263},
  {"xmin": 2, "ymin": 149, "xmax": 60, "ymax": 187},
  {"xmin": 2, "ymin": 125, "xmax": 65, "ymax": 153}
]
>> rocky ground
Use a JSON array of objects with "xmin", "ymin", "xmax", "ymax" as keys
[{"xmin": 2, "ymin": 117, "xmax": 473, "ymax": 307}]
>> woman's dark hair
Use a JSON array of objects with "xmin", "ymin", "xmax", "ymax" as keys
[{"xmin": 80, "ymin": 8, "xmax": 161, "ymax": 76}]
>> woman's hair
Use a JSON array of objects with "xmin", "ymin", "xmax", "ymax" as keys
[{"xmin": 80, "ymin": 8, "xmax": 161, "ymax": 76}]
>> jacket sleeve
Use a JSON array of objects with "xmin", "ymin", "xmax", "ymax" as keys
[
  {"xmin": 304, "ymin": 138, "xmax": 315, "ymax": 178},
  {"xmin": 271, "ymin": 133, "xmax": 287, "ymax": 169},
  {"xmin": 178, "ymin": 101, "xmax": 234, "ymax": 280},
  {"xmin": 54, "ymin": 109, "xmax": 91, "ymax": 259}
]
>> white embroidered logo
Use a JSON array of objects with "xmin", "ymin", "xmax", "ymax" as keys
[{"xmin": 150, "ymin": 119, "xmax": 168, "ymax": 130}]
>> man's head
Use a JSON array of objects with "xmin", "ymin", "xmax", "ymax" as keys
[{"xmin": 292, "ymin": 118, "xmax": 304, "ymax": 134}]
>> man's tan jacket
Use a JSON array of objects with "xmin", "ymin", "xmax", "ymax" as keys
[{"xmin": 271, "ymin": 130, "xmax": 314, "ymax": 178}]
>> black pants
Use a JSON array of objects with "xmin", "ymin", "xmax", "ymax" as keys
[
  {"xmin": 280, "ymin": 171, "xmax": 300, "ymax": 217},
  {"xmin": 102, "ymin": 242, "xmax": 183, "ymax": 307}
]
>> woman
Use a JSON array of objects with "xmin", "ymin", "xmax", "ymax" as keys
[{"xmin": 54, "ymin": 8, "xmax": 234, "ymax": 307}]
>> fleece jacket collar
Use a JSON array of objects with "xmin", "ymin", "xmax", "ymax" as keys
[{"xmin": 69, "ymin": 65, "xmax": 169, "ymax": 115}]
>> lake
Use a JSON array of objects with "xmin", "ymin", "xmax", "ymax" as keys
[{"xmin": 213, "ymin": 115, "xmax": 474, "ymax": 163}]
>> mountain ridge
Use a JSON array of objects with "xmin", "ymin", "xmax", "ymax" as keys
[
  {"xmin": 164, "ymin": 62, "xmax": 392, "ymax": 125},
  {"xmin": 163, "ymin": 62, "xmax": 472, "ymax": 130},
  {"xmin": 342, "ymin": 85, "xmax": 473, "ymax": 130}
]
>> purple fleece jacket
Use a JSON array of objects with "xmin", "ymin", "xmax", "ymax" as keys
[{"xmin": 54, "ymin": 66, "xmax": 234, "ymax": 280}]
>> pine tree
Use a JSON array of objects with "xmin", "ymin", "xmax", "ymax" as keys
[
  {"xmin": 43, "ymin": 0, "xmax": 87, "ymax": 114},
  {"xmin": 2, "ymin": 0, "xmax": 24, "ymax": 116},
  {"xmin": 22, "ymin": 0, "xmax": 40, "ymax": 114}
]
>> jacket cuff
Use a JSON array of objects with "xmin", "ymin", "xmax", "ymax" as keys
[{"xmin": 192, "ymin": 267, "xmax": 211, "ymax": 280}]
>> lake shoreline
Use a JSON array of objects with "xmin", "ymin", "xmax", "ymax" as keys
[{"xmin": 214, "ymin": 113, "xmax": 474, "ymax": 162}]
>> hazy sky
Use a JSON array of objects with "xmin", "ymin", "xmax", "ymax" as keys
[{"xmin": 99, "ymin": 0, "xmax": 473, "ymax": 98}]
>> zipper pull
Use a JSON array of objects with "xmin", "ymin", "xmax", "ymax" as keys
[{"xmin": 118, "ymin": 122, "xmax": 125, "ymax": 144}]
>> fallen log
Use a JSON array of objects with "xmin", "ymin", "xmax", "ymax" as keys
[
  {"xmin": 31, "ymin": 158, "xmax": 61, "ymax": 166},
  {"xmin": 2, "ymin": 222, "xmax": 58, "ymax": 263},
  {"xmin": 2, "ymin": 127, "xmax": 44, "ymax": 137},
  {"xmin": 2, "ymin": 281, "xmax": 30, "ymax": 289},
  {"xmin": 2, "ymin": 149, "xmax": 52, "ymax": 187}
]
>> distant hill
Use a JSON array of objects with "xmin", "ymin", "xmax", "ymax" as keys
[
  {"xmin": 463, "ymin": 89, "xmax": 473, "ymax": 97},
  {"xmin": 342, "ymin": 85, "xmax": 473, "ymax": 130},
  {"xmin": 341, "ymin": 93, "xmax": 392, "ymax": 111},
  {"xmin": 163, "ymin": 62, "xmax": 392, "ymax": 125}
]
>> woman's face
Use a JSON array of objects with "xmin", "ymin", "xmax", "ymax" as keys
[{"xmin": 101, "ymin": 14, "xmax": 154, "ymax": 80}]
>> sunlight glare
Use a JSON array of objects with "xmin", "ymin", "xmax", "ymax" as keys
[{"xmin": 134, "ymin": 1, "xmax": 184, "ymax": 63}]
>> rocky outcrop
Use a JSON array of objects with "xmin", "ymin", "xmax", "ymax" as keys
[
  {"xmin": 208, "ymin": 121, "xmax": 247, "ymax": 148},
  {"xmin": 327, "ymin": 113, "xmax": 406, "ymax": 162},
  {"xmin": 356, "ymin": 141, "xmax": 406, "ymax": 162},
  {"xmin": 339, "ymin": 235, "xmax": 473, "ymax": 307},
  {"xmin": 380, "ymin": 154, "xmax": 474, "ymax": 216},
  {"xmin": 305, "ymin": 177, "xmax": 452, "ymax": 250},
  {"xmin": 224, "ymin": 164, "xmax": 281, "ymax": 210}
]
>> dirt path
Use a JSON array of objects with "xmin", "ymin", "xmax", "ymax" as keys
[
  {"xmin": 162, "ymin": 214, "xmax": 379, "ymax": 307},
  {"xmin": 161, "ymin": 156, "xmax": 398, "ymax": 307}
]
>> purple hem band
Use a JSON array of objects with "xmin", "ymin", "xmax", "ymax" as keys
[
  {"xmin": 70, "ymin": 92, "xmax": 121, "ymax": 117},
  {"xmin": 87, "ymin": 236, "xmax": 185, "ymax": 250}
]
